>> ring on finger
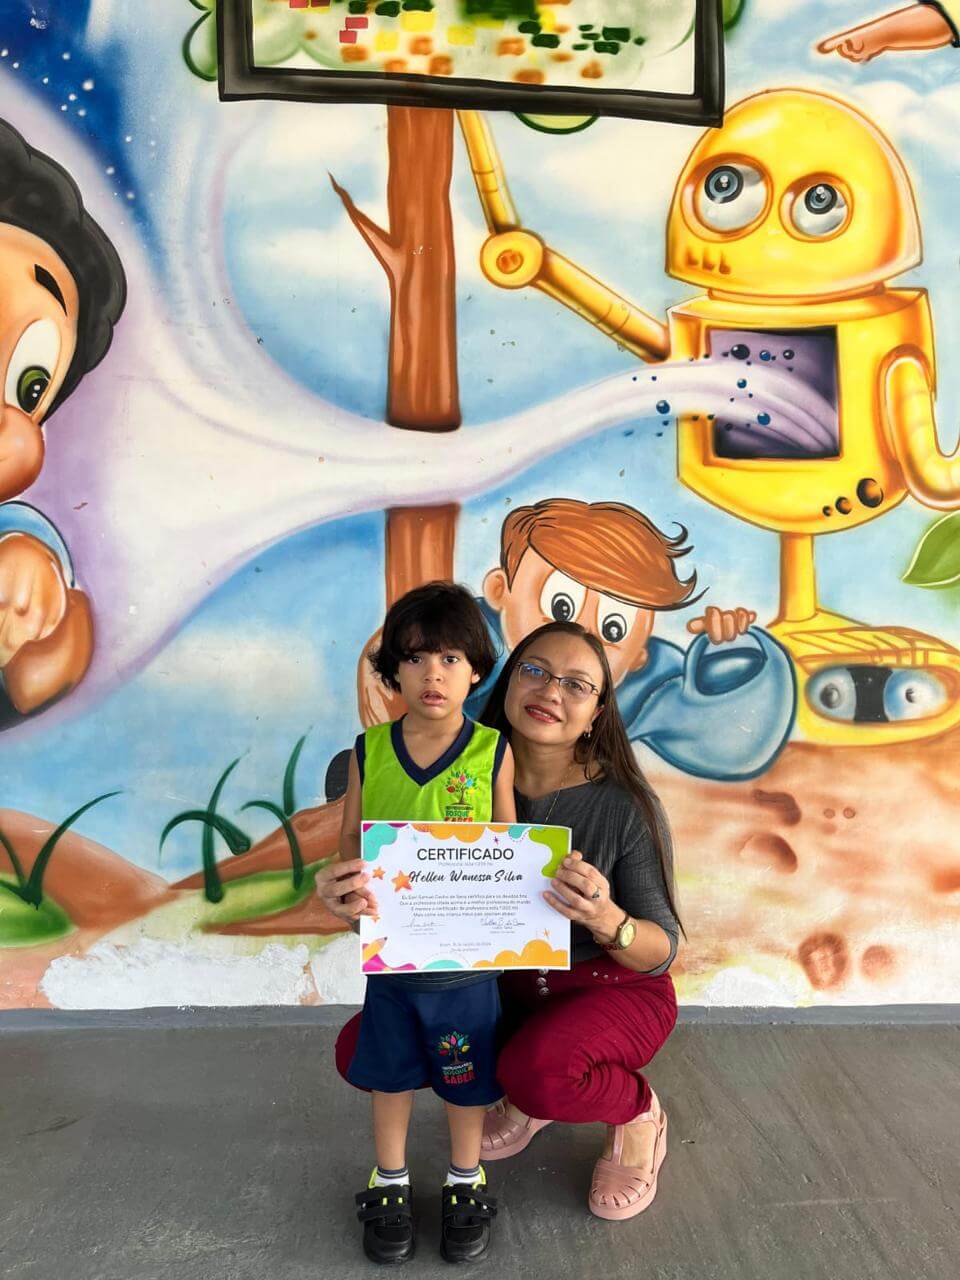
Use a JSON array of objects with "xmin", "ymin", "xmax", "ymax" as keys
[{"xmin": 591, "ymin": 888, "xmax": 601, "ymax": 900}]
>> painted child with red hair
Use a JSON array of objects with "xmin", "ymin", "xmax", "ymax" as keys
[{"xmin": 463, "ymin": 498, "xmax": 795, "ymax": 781}]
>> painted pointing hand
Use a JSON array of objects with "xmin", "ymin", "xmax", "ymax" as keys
[{"xmin": 0, "ymin": 534, "xmax": 67, "ymax": 666}]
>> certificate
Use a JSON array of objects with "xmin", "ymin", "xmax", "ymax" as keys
[{"xmin": 359, "ymin": 822, "xmax": 572, "ymax": 975}]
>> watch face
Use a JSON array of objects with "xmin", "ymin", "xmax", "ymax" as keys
[{"xmin": 619, "ymin": 919, "xmax": 637, "ymax": 949}]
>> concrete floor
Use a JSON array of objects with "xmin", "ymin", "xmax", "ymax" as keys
[{"xmin": 1, "ymin": 1016, "xmax": 958, "ymax": 1280}]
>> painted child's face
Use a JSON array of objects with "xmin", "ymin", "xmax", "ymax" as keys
[
  {"xmin": 396, "ymin": 647, "xmax": 480, "ymax": 721},
  {"xmin": 0, "ymin": 224, "xmax": 79, "ymax": 501},
  {"xmin": 483, "ymin": 548, "xmax": 656, "ymax": 687}
]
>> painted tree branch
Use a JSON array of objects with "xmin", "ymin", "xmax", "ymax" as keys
[{"xmin": 329, "ymin": 174, "xmax": 399, "ymax": 278}]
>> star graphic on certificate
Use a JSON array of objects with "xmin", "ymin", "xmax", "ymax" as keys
[
  {"xmin": 392, "ymin": 870, "xmax": 412, "ymax": 892},
  {"xmin": 372, "ymin": 867, "xmax": 385, "ymax": 880}
]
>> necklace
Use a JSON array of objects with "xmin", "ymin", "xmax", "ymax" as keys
[{"xmin": 541, "ymin": 760, "xmax": 579, "ymax": 824}]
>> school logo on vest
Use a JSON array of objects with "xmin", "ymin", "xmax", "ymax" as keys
[
  {"xmin": 443, "ymin": 769, "xmax": 476, "ymax": 821},
  {"xmin": 437, "ymin": 1031, "xmax": 475, "ymax": 1086}
]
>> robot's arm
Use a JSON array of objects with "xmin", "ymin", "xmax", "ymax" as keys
[
  {"xmin": 885, "ymin": 354, "xmax": 960, "ymax": 509},
  {"xmin": 457, "ymin": 111, "xmax": 670, "ymax": 362}
]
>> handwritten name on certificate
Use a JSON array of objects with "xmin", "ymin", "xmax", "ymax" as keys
[{"xmin": 359, "ymin": 822, "xmax": 572, "ymax": 975}]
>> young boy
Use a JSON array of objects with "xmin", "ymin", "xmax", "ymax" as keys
[
  {"xmin": 339, "ymin": 582, "xmax": 516, "ymax": 1265},
  {"xmin": 0, "ymin": 116, "xmax": 125, "ymax": 726}
]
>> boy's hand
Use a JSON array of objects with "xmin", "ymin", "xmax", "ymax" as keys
[
  {"xmin": 316, "ymin": 857, "xmax": 380, "ymax": 921},
  {"xmin": 4, "ymin": 588, "xmax": 94, "ymax": 714},
  {"xmin": 818, "ymin": 6, "xmax": 955, "ymax": 62},
  {"xmin": 0, "ymin": 533, "xmax": 68, "ymax": 666},
  {"xmin": 687, "ymin": 606, "xmax": 756, "ymax": 645}
]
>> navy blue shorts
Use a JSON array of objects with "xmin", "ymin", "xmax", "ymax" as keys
[{"xmin": 346, "ymin": 975, "xmax": 502, "ymax": 1106}]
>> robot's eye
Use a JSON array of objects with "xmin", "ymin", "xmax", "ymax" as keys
[
  {"xmin": 596, "ymin": 594, "xmax": 639, "ymax": 646},
  {"xmin": 807, "ymin": 669, "xmax": 857, "ymax": 721},
  {"xmin": 539, "ymin": 571, "xmax": 586, "ymax": 625},
  {"xmin": 696, "ymin": 163, "xmax": 767, "ymax": 232},
  {"xmin": 705, "ymin": 166, "xmax": 743, "ymax": 203},
  {"xmin": 882, "ymin": 671, "xmax": 948, "ymax": 722},
  {"xmin": 790, "ymin": 182, "xmax": 849, "ymax": 237},
  {"xmin": 4, "ymin": 319, "xmax": 60, "ymax": 416}
]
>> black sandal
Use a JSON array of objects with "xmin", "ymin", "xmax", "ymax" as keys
[
  {"xmin": 355, "ymin": 1182, "xmax": 415, "ymax": 1266},
  {"xmin": 440, "ymin": 1181, "xmax": 498, "ymax": 1264}
]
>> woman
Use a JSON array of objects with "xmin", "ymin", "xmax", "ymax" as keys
[{"xmin": 319, "ymin": 621, "xmax": 681, "ymax": 1221}]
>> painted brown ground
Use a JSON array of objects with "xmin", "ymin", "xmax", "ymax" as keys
[
  {"xmin": 0, "ymin": 803, "xmax": 348, "ymax": 1006},
  {"xmin": 4, "ymin": 727, "xmax": 960, "ymax": 1008},
  {"xmin": 648, "ymin": 724, "xmax": 960, "ymax": 1003},
  {"xmin": 173, "ymin": 801, "xmax": 349, "ymax": 937},
  {"xmin": 0, "ymin": 808, "xmax": 178, "ymax": 1008}
]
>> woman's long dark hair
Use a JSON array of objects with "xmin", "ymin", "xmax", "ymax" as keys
[{"xmin": 480, "ymin": 621, "xmax": 683, "ymax": 935}]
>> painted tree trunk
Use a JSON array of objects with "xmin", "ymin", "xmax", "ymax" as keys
[{"xmin": 334, "ymin": 106, "xmax": 461, "ymax": 603}]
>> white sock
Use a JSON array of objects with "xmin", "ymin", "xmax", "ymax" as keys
[
  {"xmin": 445, "ymin": 1163, "xmax": 482, "ymax": 1187},
  {"xmin": 372, "ymin": 1165, "xmax": 409, "ymax": 1188}
]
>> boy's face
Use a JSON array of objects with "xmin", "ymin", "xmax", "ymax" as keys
[
  {"xmin": 396, "ymin": 648, "xmax": 480, "ymax": 721},
  {"xmin": 483, "ymin": 548, "xmax": 656, "ymax": 687},
  {"xmin": 0, "ymin": 223, "xmax": 79, "ymax": 501}
]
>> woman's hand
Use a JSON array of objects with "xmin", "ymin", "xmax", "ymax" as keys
[
  {"xmin": 543, "ymin": 851, "xmax": 621, "ymax": 942},
  {"xmin": 316, "ymin": 858, "xmax": 379, "ymax": 923}
]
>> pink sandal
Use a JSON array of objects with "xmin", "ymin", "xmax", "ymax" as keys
[
  {"xmin": 481, "ymin": 1100, "xmax": 552, "ymax": 1161},
  {"xmin": 589, "ymin": 1091, "xmax": 668, "ymax": 1221}
]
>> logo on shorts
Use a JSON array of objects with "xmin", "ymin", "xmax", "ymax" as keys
[
  {"xmin": 443, "ymin": 770, "xmax": 476, "ymax": 822},
  {"xmin": 437, "ymin": 1031, "xmax": 476, "ymax": 1086}
]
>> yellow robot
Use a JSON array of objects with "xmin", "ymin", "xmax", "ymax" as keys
[{"xmin": 457, "ymin": 90, "xmax": 960, "ymax": 746}]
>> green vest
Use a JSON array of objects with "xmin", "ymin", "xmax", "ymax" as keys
[{"xmin": 359, "ymin": 718, "xmax": 502, "ymax": 823}]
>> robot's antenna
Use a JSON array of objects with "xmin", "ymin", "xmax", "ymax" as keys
[
  {"xmin": 457, "ymin": 110, "xmax": 520, "ymax": 234},
  {"xmin": 456, "ymin": 110, "xmax": 669, "ymax": 362}
]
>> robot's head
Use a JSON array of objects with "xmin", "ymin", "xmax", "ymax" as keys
[{"xmin": 667, "ymin": 89, "xmax": 920, "ymax": 300}]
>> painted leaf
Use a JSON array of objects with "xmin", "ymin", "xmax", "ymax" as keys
[
  {"xmin": 723, "ymin": 0, "xmax": 748, "ymax": 31},
  {"xmin": 902, "ymin": 512, "xmax": 960, "ymax": 589},
  {"xmin": 25, "ymin": 792, "xmax": 122, "ymax": 907},
  {"xmin": 183, "ymin": 12, "xmax": 218, "ymax": 82},
  {"xmin": 282, "ymin": 731, "xmax": 310, "ymax": 817},
  {"xmin": 241, "ymin": 800, "xmax": 304, "ymax": 889}
]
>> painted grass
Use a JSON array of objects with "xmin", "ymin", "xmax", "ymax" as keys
[
  {"xmin": 0, "ymin": 877, "xmax": 73, "ymax": 947},
  {"xmin": 101, "ymin": 881, "xmax": 344, "ymax": 962},
  {"xmin": 198, "ymin": 860, "xmax": 330, "ymax": 930}
]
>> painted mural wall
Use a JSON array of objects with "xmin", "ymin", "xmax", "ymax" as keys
[{"xmin": 1, "ymin": 0, "xmax": 959, "ymax": 1010}]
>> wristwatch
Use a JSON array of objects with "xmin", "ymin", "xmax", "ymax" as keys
[{"xmin": 596, "ymin": 911, "xmax": 636, "ymax": 952}]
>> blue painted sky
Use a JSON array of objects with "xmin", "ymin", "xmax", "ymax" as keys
[{"xmin": 1, "ymin": 0, "xmax": 958, "ymax": 875}]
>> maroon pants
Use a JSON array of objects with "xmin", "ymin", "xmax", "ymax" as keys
[{"xmin": 335, "ymin": 955, "xmax": 677, "ymax": 1127}]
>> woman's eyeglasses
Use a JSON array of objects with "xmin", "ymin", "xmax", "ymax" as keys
[{"xmin": 513, "ymin": 662, "xmax": 601, "ymax": 703}]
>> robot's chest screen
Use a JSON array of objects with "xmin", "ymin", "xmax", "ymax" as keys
[{"xmin": 707, "ymin": 328, "xmax": 839, "ymax": 461}]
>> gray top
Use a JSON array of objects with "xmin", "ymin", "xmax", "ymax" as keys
[{"xmin": 516, "ymin": 777, "xmax": 680, "ymax": 975}]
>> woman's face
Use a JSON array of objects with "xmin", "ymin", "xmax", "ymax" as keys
[{"xmin": 504, "ymin": 631, "xmax": 605, "ymax": 750}]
